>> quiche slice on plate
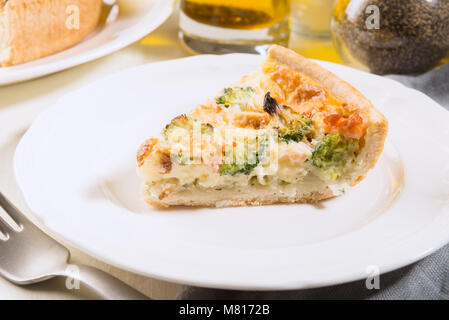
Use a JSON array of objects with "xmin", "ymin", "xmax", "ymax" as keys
[{"xmin": 137, "ymin": 45, "xmax": 388, "ymax": 208}]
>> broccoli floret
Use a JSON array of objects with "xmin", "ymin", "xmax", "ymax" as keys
[
  {"xmin": 163, "ymin": 115, "xmax": 190, "ymax": 135},
  {"xmin": 278, "ymin": 117, "xmax": 313, "ymax": 143},
  {"xmin": 162, "ymin": 115, "xmax": 213, "ymax": 140},
  {"xmin": 277, "ymin": 106, "xmax": 314, "ymax": 143},
  {"xmin": 219, "ymin": 162, "xmax": 259, "ymax": 176},
  {"xmin": 311, "ymin": 135, "xmax": 359, "ymax": 179},
  {"xmin": 216, "ymin": 86, "xmax": 255, "ymax": 108},
  {"xmin": 261, "ymin": 92, "xmax": 314, "ymax": 142},
  {"xmin": 219, "ymin": 134, "xmax": 268, "ymax": 176}
]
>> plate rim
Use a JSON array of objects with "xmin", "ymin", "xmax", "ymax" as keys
[{"xmin": 13, "ymin": 54, "xmax": 449, "ymax": 290}]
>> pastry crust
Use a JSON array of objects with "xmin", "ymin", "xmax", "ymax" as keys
[
  {"xmin": 145, "ymin": 183, "xmax": 335, "ymax": 208},
  {"xmin": 0, "ymin": 0, "xmax": 102, "ymax": 66}
]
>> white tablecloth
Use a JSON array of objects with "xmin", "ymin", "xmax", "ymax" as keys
[{"xmin": 0, "ymin": 12, "xmax": 189, "ymax": 300}]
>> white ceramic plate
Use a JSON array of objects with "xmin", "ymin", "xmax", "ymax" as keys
[
  {"xmin": 0, "ymin": 0, "xmax": 174, "ymax": 86},
  {"xmin": 14, "ymin": 54, "xmax": 449, "ymax": 290}
]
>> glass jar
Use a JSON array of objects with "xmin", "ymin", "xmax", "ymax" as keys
[
  {"xmin": 331, "ymin": 0, "xmax": 449, "ymax": 75},
  {"xmin": 289, "ymin": 0, "xmax": 341, "ymax": 63},
  {"xmin": 179, "ymin": 0, "xmax": 290, "ymax": 54}
]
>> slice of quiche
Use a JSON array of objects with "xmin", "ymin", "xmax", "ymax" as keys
[{"xmin": 137, "ymin": 45, "xmax": 388, "ymax": 208}]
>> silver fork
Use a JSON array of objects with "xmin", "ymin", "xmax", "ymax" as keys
[{"xmin": 0, "ymin": 192, "xmax": 148, "ymax": 300}]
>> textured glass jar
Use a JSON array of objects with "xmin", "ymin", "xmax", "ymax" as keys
[{"xmin": 331, "ymin": 0, "xmax": 449, "ymax": 75}]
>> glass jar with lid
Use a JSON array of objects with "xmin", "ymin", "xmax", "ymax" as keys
[{"xmin": 331, "ymin": 0, "xmax": 449, "ymax": 75}]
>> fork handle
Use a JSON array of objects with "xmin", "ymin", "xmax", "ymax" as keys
[{"xmin": 60, "ymin": 264, "xmax": 149, "ymax": 300}]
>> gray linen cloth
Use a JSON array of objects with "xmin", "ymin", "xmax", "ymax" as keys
[{"xmin": 177, "ymin": 64, "xmax": 449, "ymax": 300}]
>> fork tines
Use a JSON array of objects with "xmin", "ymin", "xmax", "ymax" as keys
[{"xmin": 0, "ymin": 192, "xmax": 24, "ymax": 237}]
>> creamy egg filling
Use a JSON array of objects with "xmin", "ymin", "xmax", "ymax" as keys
[{"xmin": 140, "ymin": 138, "xmax": 318, "ymax": 197}]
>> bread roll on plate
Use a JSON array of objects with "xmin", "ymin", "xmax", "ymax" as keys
[{"xmin": 0, "ymin": 0, "xmax": 102, "ymax": 66}]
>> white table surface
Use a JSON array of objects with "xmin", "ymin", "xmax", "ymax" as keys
[{"xmin": 0, "ymin": 12, "xmax": 190, "ymax": 300}]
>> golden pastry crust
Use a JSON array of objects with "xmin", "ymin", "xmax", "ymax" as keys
[
  {"xmin": 144, "ymin": 184, "xmax": 335, "ymax": 208},
  {"xmin": 1, "ymin": 0, "xmax": 102, "ymax": 66}
]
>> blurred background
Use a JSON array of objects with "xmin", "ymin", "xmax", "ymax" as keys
[{"xmin": 175, "ymin": 0, "xmax": 449, "ymax": 75}]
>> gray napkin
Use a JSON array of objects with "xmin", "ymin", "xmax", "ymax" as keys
[{"xmin": 177, "ymin": 64, "xmax": 449, "ymax": 300}]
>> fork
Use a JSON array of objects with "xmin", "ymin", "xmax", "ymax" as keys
[{"xmin": 0, "ymin": 192, "xmax": 148, "ymax": 300}]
